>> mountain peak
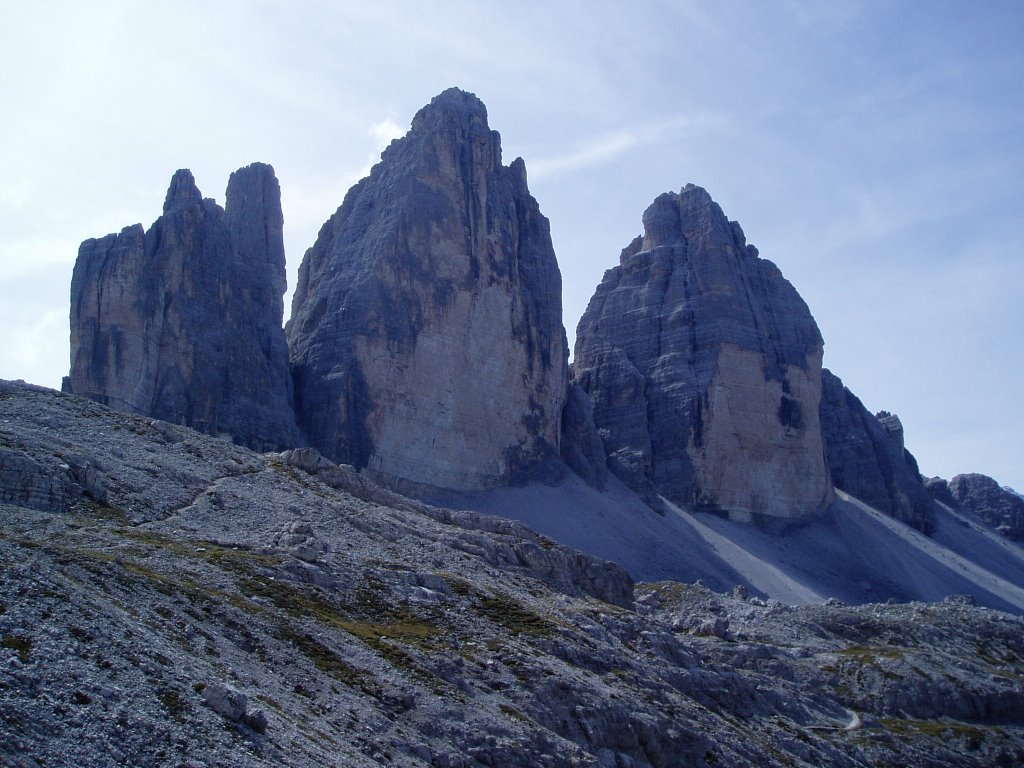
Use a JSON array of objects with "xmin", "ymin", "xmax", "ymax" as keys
[{"xmin": 162, "ymin": 168, "xmax": 202, "ymax": 213}]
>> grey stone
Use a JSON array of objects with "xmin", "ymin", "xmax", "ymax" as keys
[
  {"xmin": 819, "ymin": 369, "xmax": 937, "ymax": 533},
  {"xmin": 572, "ymin": 184, "xmax": 833, "ymax": 519},
  {"xmin": 924, "ymin": 476, "xmax": 958, "ymax": 509},
  {"xmin": 287, "ymin": 88, "xmax": 567, "ymax": 493},
  {"xmin": 201, "ymin": 682, "xmax": 248, "ymax": 722},
  {"xmin": 559, "ymin": 382, "xmax": 609, "ymax": 489},
  {"xmin": 65, "ymin": 164, "xmax": 300, "ymax": 453},
  {"xmin": 947, "ymin": 473, "xmax": 1024, "ymax": 541},
  {"xmin": 0, "ymin": 448, "xmax": 78, "ymax": 512}
]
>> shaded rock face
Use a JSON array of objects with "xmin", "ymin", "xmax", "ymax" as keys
[
  {"xmin": 66, "ymin": 164, "xmax": 300, "ymax": 452},
  {"xmin": 819, "ymin": 370, "xmax": 936, "ymax": 533},
  {"xmin": 287, "ymin": 88, "xmax": 567, "ymax": 492},
  {"xmin": 572, "ymin": 185, "xmax": 833, "ymax": 519},
  {"xmin": 947, "ymin": 473, "xmax": 1024, "ymax": 541}
]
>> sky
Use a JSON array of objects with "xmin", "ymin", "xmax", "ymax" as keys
[{"xmin": 1, "ymin": 0, "xmax": 1021, "ymax": 492}]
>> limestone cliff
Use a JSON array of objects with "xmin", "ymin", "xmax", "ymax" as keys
[
  {"xmin": 572, "ymin": 185, "xmax": 833, "ymax": 519},
  {"xmin": 287, "ymin": 88, "xmax": 567, "ymax": 492},
  {"xmin": 65, "ymin": 164, "xmax": 299, "ymax": 451},
  {"xmin": 942, "ymin": 473, "xmax": 1024, "ymax": 541},
  {"xmin": 818, "ymin": 370, "xmax": 936, "ymax": 533}
]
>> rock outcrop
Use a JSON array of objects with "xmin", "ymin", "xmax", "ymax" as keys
[
  {"xmin": 572, "ymin": 185, "xmax": 833, "ymax": 519},
  {"xmin": 818, "ymin": 369, "xmax": 937, "ymax": 533},
  {"xmin": 287, "ymin": 88, "xmax": 567, "ymax": 492},
  {"xmin": 65, "ymin": 164, "xmax": 300, "ymax": 452},
  {"xmin": 943, "ymin": 473, "xmax": 1024, "ymax": 541},
  {"xmin": 4, "ymin": 379, "xmax": 1024, "ymax": 768}
]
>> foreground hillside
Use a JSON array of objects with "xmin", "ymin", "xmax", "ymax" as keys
[{"xmin": 2, "ymin": 380, "xmax": 1023, "ymax": 767}]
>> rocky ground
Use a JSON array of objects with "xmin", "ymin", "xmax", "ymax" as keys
[{"xmin": 2, "ymin": 380, "xmax": 1023, "ymax": 767}]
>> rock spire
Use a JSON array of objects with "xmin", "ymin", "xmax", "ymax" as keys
[
  {"xmin": 65, "ymin": 163, "xmax": 300, "ymax": 451},
  {"xmin": 572, "ymin": 185, "xmax": 833, "ymax": 519},
  {"xmin": 287, "ymin": 88, "xmax": 568, "ymax": 492}
]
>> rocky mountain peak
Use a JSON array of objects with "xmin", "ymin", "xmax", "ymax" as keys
[
  {"xmin": 66, "ymin": 164, "xmax": 299, "ymax": 452},
  {"xmin": 410, "ymin": 87, "xmax": 490, "ymax": 131},
  {"xmin": 573, "ymin": 185, "xmax": 833, "ymax": 519},
  {"xmin": 287, "ymin": 89, "xmax": 567, "ymax": 493},
  {"xmin": 162, "ymin": 168, "xmax": 203, "ymax": 213}
]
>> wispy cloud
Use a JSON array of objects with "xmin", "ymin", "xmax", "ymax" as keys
[{"xmin": 529, "ymin": 113, "xmax": 730, "ymax": 179}]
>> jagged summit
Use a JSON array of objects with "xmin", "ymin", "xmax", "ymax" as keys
[
  {"xmin": 287, "ymin": 88, "xmax": 567, "ymax": 493},
  {"xmin": 163, "ymin": 168, "xmax": 203, "ymax": 212},
  {"xmin": 410, "ymin": 86, "xmax": 491, "ymax": 131},
  {"xmin": 65, "ymin": 163, "xmax": 299, "ymax": 452},
  {"xmin": 573, "ymin": 184, "xmax": 833, "ymax": 519}
]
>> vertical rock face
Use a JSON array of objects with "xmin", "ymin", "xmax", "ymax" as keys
[
  {"xmin": 572, "ymin": 185, "xmax": 833, "ymax": 519},
  {"xmin": 945, "ymin": 473, "xmax": 1024, "ymax": 541},
  {"xmin": 66, "ymin": 164, "xmax": 300, "ymax": 452},
  {"xmin": 287, "ymin": 88, "xmax": 567, "ymax": 492},
  {"xmin": 819, "ymin": 370, "xmax": 936, "ymax": 533}
]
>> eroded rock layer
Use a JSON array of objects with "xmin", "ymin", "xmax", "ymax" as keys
[
  {"xmin": 287, "ymin": 88, "xmax": 567, "ymax": 492},
  {"xmin": 65, "ymin": 164, "xmax": 299, "ymax": 451},
  {"xmin": 573, "ymin": 185, "xmax": 833, "ymax": 518},
  {"xmin": 818, "ymin": 370, "xmax": 937, "ymax": 533},
  {"xmin": 946, "ymin": 473, "xmax": 1024, "ymax": 541}
]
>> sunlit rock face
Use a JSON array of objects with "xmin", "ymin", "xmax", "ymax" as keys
[
  {"xmin": 66, "ymin": 164, "xmax": 300, "ymax": 451},
  {"xmin": 573, "ymin": 185, "xmax": 833, "ymax": 519},
  {"xmin": 287, "ymin": 88, "xmax": 567, "ymax": 492}
]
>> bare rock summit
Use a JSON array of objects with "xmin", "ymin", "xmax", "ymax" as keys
[
  {"xmin": 65, "ymin": 164, "xmax": 300, "ymax": 451},
  {"xmin": 572, "ymin": 185, "xmax": 833, "ymax": 519},
  {"xmin": 287, "ymin": 88, "xmax": 568, "ymax": 492}
]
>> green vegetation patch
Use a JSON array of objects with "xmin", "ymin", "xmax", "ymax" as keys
[
  {"xmin": 879, "ymin": 717, "xmax": 986, "ymax": 741},
  {"xmin": 2, "ymin": 634, "xmax": 32, "ymax": 662},
  {"xmin": 836, "ymin": 644, "xmax": 903, "ymax": 665},
  {"xmin": 478, "ymin": 591, "xmax": 557, "ymax": 638},
  {"xmin": 115, "ymin": 528, "xmax": 282, "ymax": 569}
]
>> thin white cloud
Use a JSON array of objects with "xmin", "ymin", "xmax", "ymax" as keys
[
  {"xmin": 529, "ymin": 113, "xmax": 730, "ymax": 180},
  {"xmin": 370, "ymin": 118, "xmax": 405, "ymax": 148}
]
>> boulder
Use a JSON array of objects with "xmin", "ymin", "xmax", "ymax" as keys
[
  {"xmin": 287, "ymin": 88, "xmax": 567, "ymax": 492},
  {"xmin": 572, "ymin": 185, "xmax": 833, "ymax": 519},
  {"xmin": 65, "ymin": 164, "xmax": 300, "ymax": 452}
]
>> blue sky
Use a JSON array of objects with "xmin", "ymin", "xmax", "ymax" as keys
[{"xmin": 1, "ymin": 0, "xmax": 1021, "ymax": 492}]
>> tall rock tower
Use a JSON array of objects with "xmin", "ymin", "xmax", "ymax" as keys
[
  {"xmin": 287, "ymin": 88, "xmax": 567, "ymax": 492},
  {"xmin": 66, "ymin": 164, "xmax": 300, "ymax": 452},
  {"xmin": 573, "ymin": 185, "xmax": 833, "ymax": 519}
]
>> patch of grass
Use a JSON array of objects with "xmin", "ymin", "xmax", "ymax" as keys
[
  {"xmin": 2, "ymin": 634, "xmax": 32, "ymax": 662},
  {"xmin": 237, "ymin": 572, "xmax": 445, "ymax": 687},
  {"xmin": 499, "ymin": 704, "xmax": 531, "ymax": 723},
  {"xmin": 157, "ymin": 687, "xmax": 190, "ymax": 723},
  {"xmin": 115, "ymin": 529, "xmax": 282, "ymax": 569},
  {"xmin": 75, "ymin": 499, "xmax": 129, "ymax": 523},
  {"xmin": 478, "ymin": 591, "xmax": 557, "ymax": 637},
  {"xmin": 837, "ymin": 645, "xmax": 902, "ymax": 665},
  {"xmin": 879, "ymin": 717, "xmax": 986, "ymax": 741},
  {"xmin": 438, "ymin": 572, "xmax": 473, "ymax": 596},
  {"xmin": 275, "ymin": 625, "xmax": 372, "ymax": 691}
]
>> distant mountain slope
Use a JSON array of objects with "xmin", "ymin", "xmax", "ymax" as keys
[{"xmin": 460, "ymin": 478, "xmax": 1024, "ymax": 613}]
